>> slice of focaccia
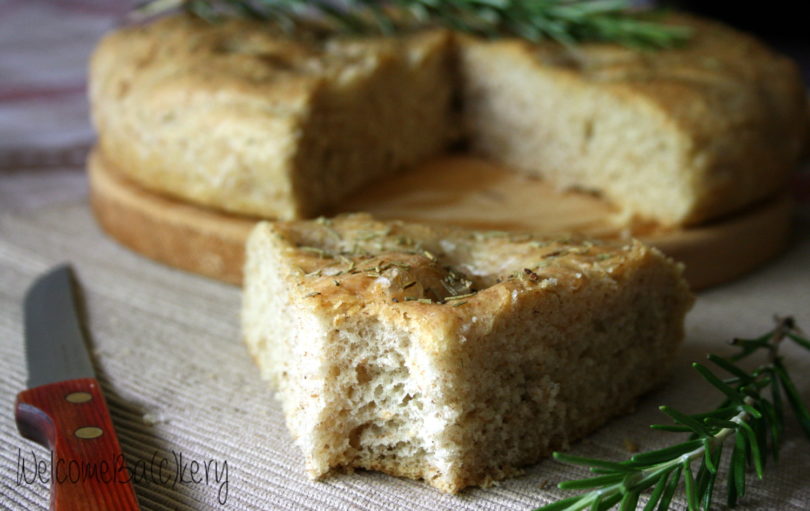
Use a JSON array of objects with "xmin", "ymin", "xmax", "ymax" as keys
[
  {"xmin": 459, "ymin": 14, "xmax": 806, "ymax": 226},
  {"xmin": 242, "ymin": 214, "xmax": 693, "ymax": 493}
]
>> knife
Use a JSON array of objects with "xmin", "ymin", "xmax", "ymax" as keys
[{"xmin": 15, "ymin": 265, "xmax": 140, "ymax": 511}]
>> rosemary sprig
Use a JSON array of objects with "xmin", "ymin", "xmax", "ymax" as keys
[
  {"xmin": 538, "ymin": 316, "xmax": 810, "ymax": 511},
  {"xmin": 133, "ymin": 0, "xmax": 690, "ymax": 49}
]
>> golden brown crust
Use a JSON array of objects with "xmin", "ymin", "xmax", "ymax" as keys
[
  {"xmin": 268, "ymin": 213, "xmax": 660, "ymax": 317},
  {"xmin": 269, "ymin": 214, "xmax": 662, "ymax": 349}
]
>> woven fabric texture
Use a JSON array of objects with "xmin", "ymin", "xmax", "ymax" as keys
[
  {"xmin": 2, "ymin": 178, "xmax": 810, "ymax": 511},
  {"xmin": 2, "ymin": 2, "xmax": 810, "ymax": 510}
]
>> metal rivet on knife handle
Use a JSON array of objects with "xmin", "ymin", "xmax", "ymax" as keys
[
  {"xmin": 65, "ymin": 392, "xmax": 93, "ymax": 403},
  {"xmin": 74, "ymin": 426, "xmax": 104, "ymax": 439},
  {"xmin": 18, "ymin": 266, "xmax": 141, "ymax": 509}
]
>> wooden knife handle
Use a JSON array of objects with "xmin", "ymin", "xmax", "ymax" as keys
[{"xmin": 15, "ymin": 378, "xmax": 140, "ymax": 511}]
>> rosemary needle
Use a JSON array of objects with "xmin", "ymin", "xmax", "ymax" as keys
[
  {"xmin": 133, "ymin": 0, "xmax": 690, "ymax": 50},
  {"xmin": 537, "ymin": 316, "xmax": 810, "ymax": 511}
]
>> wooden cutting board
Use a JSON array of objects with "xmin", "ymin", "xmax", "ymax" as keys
[{"xmin": 88, "ymin": 149, "xmax": 792, "ymax": 289}]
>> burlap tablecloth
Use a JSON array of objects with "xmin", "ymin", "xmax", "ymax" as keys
[{"xmin": 2, "ymin": 2, "xmax": 809, "ymax": 510}]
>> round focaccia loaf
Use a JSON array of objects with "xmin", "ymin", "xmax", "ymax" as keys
[
  {"xmin": 89, "ymin": 15, "xmax": 457, "ymax": 219},
  {"xmin": 89, "ymin": 14, "xmax": 806, "ymax": 226}
]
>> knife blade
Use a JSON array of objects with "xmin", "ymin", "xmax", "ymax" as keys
[
  {"xmin": 24, "ymin": 265, "xmax": 95, "ymax": 388},
  {"xmin": 15, "ymin": 265, "xmax": 140, "ymax": 511}
]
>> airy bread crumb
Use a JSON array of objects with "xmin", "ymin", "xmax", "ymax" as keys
[
  {"xmin": 458, "ymin": 14, "xmax": 806, "ymax": 226},
  {"xmin": 242, "ymin": 214, "xmax": 694, "ymax": 492}
]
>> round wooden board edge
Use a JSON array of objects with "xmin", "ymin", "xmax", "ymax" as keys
[
  {"xmin": 89, "ymin": 150, "xmax": 253, "ymax": 285},
  {"xmin": 87, "ymin": 148, "xmax": 793, "ymax": 290}
]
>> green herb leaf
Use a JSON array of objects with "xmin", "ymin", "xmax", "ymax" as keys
[
  {"xmin": 541, "ymin": 317, "xmax": 810, "ymax": 511},
  {"xmin": 135, "ymin": 0, "xmax": 690, "ymax": 50},
  {"xmin": 656, "ymin": 463, "xmax": 682, "ymax": 511},
  {"xmin": 683, "ymin": 462, "xmax": 698, "ymax": 511},
  {"xmin": 630, "ymin": 439, "xmax": 702, "ymax": 464},
  {"xmin": 775, "ymin": 360, "xmax": 810, "ymax": 438},
  {"xmin": 641, "ymin": 469, "xmax": 670, "ymax": 511},
  {"xmin": 619, "ymin": 490, "xmax": 640, "ymax": 511},
  {"xmin": 649, "ymin": 424, "xmax": 693, "ymax": 433},
  {"xmin": 787, "ymin": 332, "xmax": 810, "ymax": 351},
  {"xmin": 701, "ymin": 445, "xmax": 721, "ymax": 510},
  {"xmin": 553, "ymin": 452, "xmax": 636, "ymax": 473},
  {"xmin": 708, "ymin": 353, "xmax": 752, "ymax": 380},
  {"xmin": 558, "ymin": 473, "xmax": 626, "ymax": 490},
  {"xmin": 693, "ymin": 363, "xmax": 741, "ymax": 401},
  {"xmin": 659, "ymin": 406, "xmax": 710, "ymax": 437},
  {"xmin": 534, "ymin": 495, "xmax": 585, "ymax": 511}
]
